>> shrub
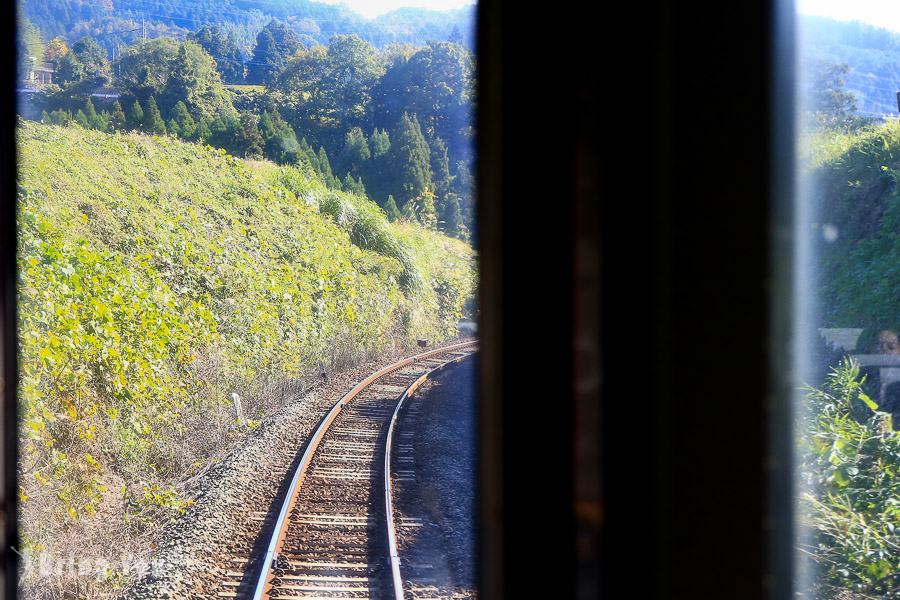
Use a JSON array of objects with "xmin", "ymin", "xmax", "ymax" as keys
[{"xmin": 797, "ymin": 358, "xmax": 900, "ymax": 598}]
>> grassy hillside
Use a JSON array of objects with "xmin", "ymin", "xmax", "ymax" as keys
[
  {"xmin": 803, "ymin": 119, "xmax": 900, "ymax": 334},
  {"xmin": 15, "ymin": 118, "xmax": 475, "ymax": 596}
]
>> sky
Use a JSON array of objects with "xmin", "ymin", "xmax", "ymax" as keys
[
  {"xmin": 796, "ymin": 0, "xmax": 900, "ymax": 33},
  {"xmin": 315, "ymin": 0, "xmax": 476, "ymax": 19}
]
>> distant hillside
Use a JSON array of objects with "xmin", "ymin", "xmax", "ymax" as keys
[
  {"xmin": 800, "ymin": 14, "xmax": 900, "ymax": 117},
  {"xmin": 21, "ymin": 0, "xmax": 476, "ymax": 54}
]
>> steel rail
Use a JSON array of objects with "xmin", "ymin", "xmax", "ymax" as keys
[
  {"xmin": 251, "ymin": 340, "xmax": 477, "ymax": 600},
  {"xmin": 384, "ymin": 349, "xmax": 476, "ymax": 600}
]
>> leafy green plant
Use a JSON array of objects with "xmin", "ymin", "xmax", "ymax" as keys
[{"xmin": 797, "ymin": 358, "xmax": 900, "ymax": 598}]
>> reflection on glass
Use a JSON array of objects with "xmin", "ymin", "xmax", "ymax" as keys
[{"xmin": 795, "ymin": 4, "xmax": 900, "ymax": 599}]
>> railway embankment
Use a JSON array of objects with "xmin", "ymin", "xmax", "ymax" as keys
[{"xmin": 15, "ymin": 119, "xmax": 476, "ymax": 599}]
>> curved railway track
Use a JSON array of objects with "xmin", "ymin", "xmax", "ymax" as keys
[{"xmin": 216, "ymin": 340, "xmax": 477, "ymax": 600}]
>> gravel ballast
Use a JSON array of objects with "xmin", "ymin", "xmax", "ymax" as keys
[{"xmin": 117, "ymin": 339, "xmax": 474, "ymax": 600}]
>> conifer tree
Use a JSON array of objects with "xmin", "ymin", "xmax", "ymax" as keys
[
  {"xmin": 336, "ymin": 127, "xmax": 371, "ymax": 178},
  {"xmin": 96, "ymin": 111, "xmax": 111, "ymax": 133},
  {"xmin": 196, "ymin": 117, "xmax": 213, "ymax": 142},
  {"xmin": 259, "ymin": 110, "xmax": 275, "ymax": 140},
  {"xmin": 83, "ymin": 98, "xmax": 98, "ymax": 129},
  {"xmin": 110, "ymin": 100, "xmax": 126, "ymax": 130},
  {"xmin": 383, "ymin": 195, "xmax": 401, "ymax": 222},
  {"xmin": 390, "ymin": 113, "xmax": 432, "ymax": 207},
  {"xmin": 40, "ymin": 110, "xmax": 50, "ymax": 124},
  {"xmin": 127, "ymin": 99, "xmax": 144, "ymax": 130},
  {"xmin": 318, "ymin": 146, "xmax": 336, "ymax": 187},
  {"xmin": 299, "ymin": 138, "xmax": 319, "ymax": 171},
  {"xmin": 430, "ymin": 136, "xmax": 451, "ymax": 198},
  {"xmin": 143, "ymin": 96, "xmax": 166, "ymax": 135},
  {"xmin": 258, "ymin": 108, "xmax": 297, "ymax": 163},
  {"xmin": 74, "ymin": 109, "xmax": 90, "ymax": 128},
  {"xmin": 166, "ymin": 118, "xmax": 181, "ymax": 137},
  {"xmin": 441, "ymin": 194, "xmax": 463, "ymax": 238},
  {"xmin": 366, "ymin": 128, "xmax": 391, "ymax": 203},
  {"xmin": 342, "ymin": 172, "xmax": 357, "ymax": 193},
  {"xmin": 170, "ymin": 101, "xmax": 196, "ymax": 139},
  {"xmin": 239, "ymin": 113, "xmax": 265, "ymax": 158},
  {"xmin": 369, "ymin": 128, "xmax": 390, "ymax": 159}
]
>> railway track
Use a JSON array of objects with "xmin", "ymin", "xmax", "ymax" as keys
[{"xmin": 216, "ymin": 340, "xmax": 477, "ymax": 600}]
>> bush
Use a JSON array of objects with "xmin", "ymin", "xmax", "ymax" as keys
[{"xmin": 797, "ymin": 358, "xmax": 900, "ymax": 598}]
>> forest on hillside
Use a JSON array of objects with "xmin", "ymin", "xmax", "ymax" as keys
[
  {"xmin": 21, "ymin": 0, "xmax": 476, "ymax": 51},
  {"xmin": 17, "ymin": 2, "xmax": 476, "ymax": 241},
  {"xmin": 800, "ymin": 14, "xmax": 900, "ymax": 117}
]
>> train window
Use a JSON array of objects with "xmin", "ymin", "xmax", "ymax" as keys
[
  {"xmin": 11, "ymin": 2, "xmax": 479, "ymax": 599},
  {"xmin": 794, "ymin": 3, "xmax": 900, "ymax": 598}
]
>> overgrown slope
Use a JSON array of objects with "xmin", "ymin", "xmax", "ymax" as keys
[
  {"xmin": 804, "ymin": 119, "xmax": 900, "ymax": 333},
  {"xmin": 15, "ymin": 119, "xmax": 475, "ymax": 596}
]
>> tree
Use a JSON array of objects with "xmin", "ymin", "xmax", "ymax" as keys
[
  {"xmin": 383, "ymin": 195, "xmax": 401, "ymax": 222},
  {"xmin": 162, "ymin": 44, "xmax": 198, "ymax": 113},
  {"xmin": 299, "ymin": 137, "xmax": 319, "ymax": 171},
  {"xmin": 322, "ymin": 35, "xmax": 385, "ymax": 129},
  {"xmin": 127, "ymin": 99, "xmax": 144, "ymax": 130},
  {"xmin": 166, "ymin": 118, "xmax": 181, "ymax": 138},
  {"xmin": 70, "ymin": 37, "xmax": 109, "ymax": 80},
  {"xmin": 430, "ymin": 136, "xmax": 452, "ymax": 211},
  {"xmin": 95, "ymin": 110, "xmax": 111, "ymax": 133},
  {"xmin": 48, "ymin": 109, "xmax": 70, "ymax": 125},
  {"xmin": 390, "ymin": 113, "xmax": 432, "ymax": 208},
  {"xmin": 142, "ymin": 96, "xmax": 166, "ymax": 135},
  {"xmin": 17, "ymin": 15, "xmax": 44, "ymax": 82},
  {"xmin": 373, "ymin": 41, "xmax": 473, "ymax": 165},
  {"xmin": 45, "ymin": 36, "xmax": 69, "ymax": 65},
  {"xmin": 114, "ymin": 38, "xmax": 233, "ymax": 119},
  {"xmin": 246, "ymin": 20, "xmax": 303, "ymax": 85},
  {"xmin": 369, "ymin": 128, "xmax": 390, "ymax": 159},
  {"xmin": 82, "ymin": 98, "xmax": 98, "ymax": 128},
  {"xmin": 188, "ymin": 25, "xmax": 244, "ymax": 84},
  {"xmin": 335, "ymin": 127, "xmax": 371, "ymax": 178},
  {"xmin": 365, "ymin": 128, "xmax": 392, "ymax": 203},
  {"xmin": 317, "ymin": 146, "xmax": 336, "ymax": 187},
  {"xmin": 196, "ymin": 117, "xmax": 213, "ymax": 143},
  {"xmin": 258, "ymin": 107, "xmax": 297, "ymax": 162},
  {"xmin": 169, "ymin": 101, "xmax": 196, "ymax": 139},
  {"xmin": 74, "ymin": 109, "xmax": 89, "ymax": 128},
  {"xmin": 272, "ymin": 35, "xmax": 384, "ymax": 150},
  {"xmin": 441, "ymin": 194, "xmax": 464, "ymax": 238},
  {"xmin": 805, "ymin": 58, "xmax": 858, "ymax": 118},
  {"xmin": 110, "ymin": 100, "xmax": 126, "ymax": 130},
  {"xmin": 238, "ymin": 113, "xmax": 265, "ymax": 158},
  {"xmin": 342, "ymin": 172, "xmax": 364, "ymax": 196},
  {"xmin": 55, "ymin": 52, "xmax": 84, "ymax": 84}
]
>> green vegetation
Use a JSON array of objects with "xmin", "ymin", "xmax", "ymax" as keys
[
  {"xmin": 800, "ymin": 15, "xmax": 900, "ymax": 117},
  {"xmin": 803, "ymin": 119, "xmax": 900, "ymax": 331},
  {"xmin": 798, "ymin": 360, "xmax": 900, "ymax": 598},
  {"xmin": 21, "ymin": 0, "xmax": 475, "ymax": 53},
  {"xmin": 16, "ymin": 119, "xmax": 475, "ymax": 594},
  {"xmin": 24, "ymin": 29, "xmax": 475, "ymax": 241}
]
